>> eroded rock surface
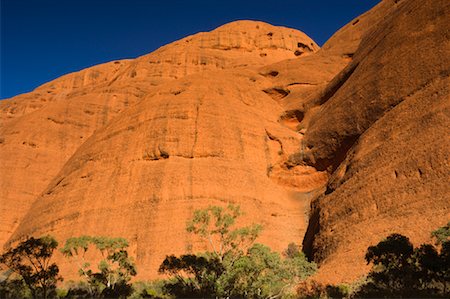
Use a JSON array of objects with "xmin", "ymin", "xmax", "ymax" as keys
[
  {"xmin": 1, "ymin": 0, "xmax": 449, "ymax": 284},
  {"xmin": 299, "ymin": 0, "xmax": 450, "ymax": 283},
  {"xmin": 1, "ymin": 21, "xmax": 324, "ymax": 279}
]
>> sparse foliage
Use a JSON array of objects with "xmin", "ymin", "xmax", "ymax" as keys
[
  {"xmin": 61, "ymin": 236, "xmax": 136, "ymax": 298},
  {"xmin": 160, "ymin": 204, "xmax": 316, "ymax": 298},
  {"xmin": 186, "ymin": 204, "xmax": 262, "ymax": 261},
  {"xmin": 0, "ymin": 236, "xmax": 62, "ymax": 299},
  {"xmin": 432, "ymin": 222, "xmax": 450, "ymax": 245},
  {"xmin": 0, "ymin": 273, "xmax": 32, "ymax": 299},
  {"xmin": 128, "ymin": 280, "xmax": 172, "ymax": 299},
  {"xmin": 218, "ymin": 243, "xmax": 316, "ymax": 298}
]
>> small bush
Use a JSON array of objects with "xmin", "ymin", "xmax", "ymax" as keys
[
  {"xmin": 65, "ymin": 281, "xmax": 96, "ymax": 298},
  {"xmin": 0, "ymin": 276, "xmax": 32, "ymax": 299},
  {"xmin": 55, "ymin": 288, "xmax": 68, "ymax": 298},
  {"xmin": 129, "ymin": 280, "xmax": 172, "ymax": 299}
]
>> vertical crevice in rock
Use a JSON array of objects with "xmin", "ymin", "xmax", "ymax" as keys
[
  {"xmin": 302, "ymin": 200, "xmax": 321, "ymax": 261},
  {"xmin": 190, "ymin": 100, "xmax": 201, "ymax": 158}
]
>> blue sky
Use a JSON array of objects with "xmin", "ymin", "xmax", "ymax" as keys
[{"xmin": 1, "ymin": 0, "xmax": 380, "ymax": 99}]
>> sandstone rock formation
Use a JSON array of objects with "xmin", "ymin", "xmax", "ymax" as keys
[
  {"xmin": 1, "ymin": 21, "xmax": 326, "ymax": 279},
  {"xmin": 298, "ymin": 0, "xmax": 450, "ymax": 283},
  {"xmin": 1, "ymin": 0, "xmax": 449, "ymax": 284}
]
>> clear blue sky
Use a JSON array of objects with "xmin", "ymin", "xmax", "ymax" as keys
[{"xmin": 1, "ymin": 0, "xmax": 380, "ymax": 99}]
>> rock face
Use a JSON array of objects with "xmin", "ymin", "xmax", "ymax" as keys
[
  {"xmin": 1, "ymin": 21, "xmax": 326, "ymax": 279},
  {"xmin": 298, "ymin": 0, "xmax": 450, "ymax": 283},
  {"xmin": 1, "ymin": 0, "xmax": 449, "ymax": 283}
]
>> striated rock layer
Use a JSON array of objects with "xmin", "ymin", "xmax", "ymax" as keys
[{"xmin": 1, "ymin": 0, "xmax": 449, "ymax": 283}]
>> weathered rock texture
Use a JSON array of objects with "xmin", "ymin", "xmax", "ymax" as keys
[
  {"xmin": 1, "ymin": 21, "xmax": 326, "ymax": 279},
  {"xmin": 1, "ymin": 0, "xmax": 449, "ymax": 283},
  {"xmin": 298, "ymin": 0, "xmax": 450, "ymax": 283}
]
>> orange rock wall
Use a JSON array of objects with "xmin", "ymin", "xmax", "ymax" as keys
[{"xmin": 1, "ymin": 1, "xmax": 448, "ymax": 284}]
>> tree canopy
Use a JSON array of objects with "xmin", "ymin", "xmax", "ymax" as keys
[
  {"xmin": 355, "ymin": 230, "xmax": 450, "ymax": 297},
  {"xmin": 0, "ymin": 236, "xmax": 61, "ymax": 299},
  {"xmin": 61, "ymin": 236, "xmax": 136, "ymax": 298},
  {"xmin": 160, "ymin": 204, "xmax": 316, "ymax": 298}
]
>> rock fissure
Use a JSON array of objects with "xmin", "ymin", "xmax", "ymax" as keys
[{"xmin": 265, "ymin": 129, "xmax": 284, "ymax": 154}]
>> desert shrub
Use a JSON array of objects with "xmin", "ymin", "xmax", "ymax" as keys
[
  {"xmin": 217, "ymin": 243, "xmax": 316, "ymax": 298},
  {"xmin": 297, "ymin": 280, "xmax": 351, "ymax": 299},
  {"xmin": 0, "ymin": 275, "xmax": 32, "ymax": 298},
  {"xmin": 128, "ymin": 280, "xmax": 172, "ymax": 299},
  {"xmin": 432, "ymin": 221, "xmax": 450, "ymax": 245},
  {"xmin": 159, "ymin": 253, "xmax": 224, "ymax": 297},
  {"xmin": 55, "ymin": 287, "xmax": 68, "ymax": 298},
  {"xmin": 64, "ymin": 281, "xmax": 93, "ymax": 298}
]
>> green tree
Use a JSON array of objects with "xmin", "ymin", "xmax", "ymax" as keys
[
  {"xmin": 218, "ymin": 243, "xmax": 316, "ymax": 298},
  {"xmin": 61, "ymin": 236, "xmax": 137, "ymax": 298},
  {"xmin": 160, "ymin": 204, "xmax": 316, "ymax": 298},
  {"xmin": 438, "ymin": 241, "xmax": 450, "ymax": 294},
  {"xmin": 282, "ymin": 245, "xmax": 317, "ymax": 286},
  {"xmin": 415, "ymin": 243, "xmax": 449, "ymax": 294},
  {"xmin": 159, "ymin": 253, "xmax": 224, "ymax": 297},
  {"xmin": 363, "ymin": 233, "xmax": 419, "ymax": 295},
  {"xmin": 186, "ymin": 204, "xmax": 262, "ymax": 261},
  {"xmin": 59, "ymin": 236, "xmax": 93, "ymax": 294},
  {"xmin": 0, "ymin": 236, "xmax": 62, "ymax": 299},
  {"xmin": 356, "ymin": 232, "xmax": 450, "ymax": 297}
]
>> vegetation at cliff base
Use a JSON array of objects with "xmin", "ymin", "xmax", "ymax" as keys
[
  {"xmin": 0, "ymin": 205, "xmax": 316, "ymax": 298},
  {"xmin": 354, "ymin": 232, "xmax": 449, "ymax": 297},
  {"xmin": 1, "ymin": 214, "xmax": 448, "ymax": 298},
  {"xmin": 0, "ymin": 236, "xmax": 61, "ymax": 299},
  {"xmin": 60, "ymin": 236, "xmax": 137, "ymax": 298},
  {"xmin": 297, "ymin": 222, "xmax": 450, "ymax": 298},
  {"xmin": 158, "ymin": 204, "xmax": 317, "ymax": 298}
]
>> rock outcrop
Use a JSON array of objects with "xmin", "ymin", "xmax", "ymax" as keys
[
  {"xmin": 1, "ymin": 21, "xmax": 325, "ymax": 279},
  {"xmin": 1, "ymin": 0, "xmax": 448, "ymax": 284},
  {"xmin": 298, "ymin": 0, "xmax": 450, "ymax": 283}
]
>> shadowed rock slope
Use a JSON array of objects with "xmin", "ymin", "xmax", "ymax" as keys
[
  {"xmin": 297, "ymin": 0, "xmax": 450, "ymax": 283},
  {"xmin": 1, "ymin": 0, "xmax": 449, "ymax": 283}
]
